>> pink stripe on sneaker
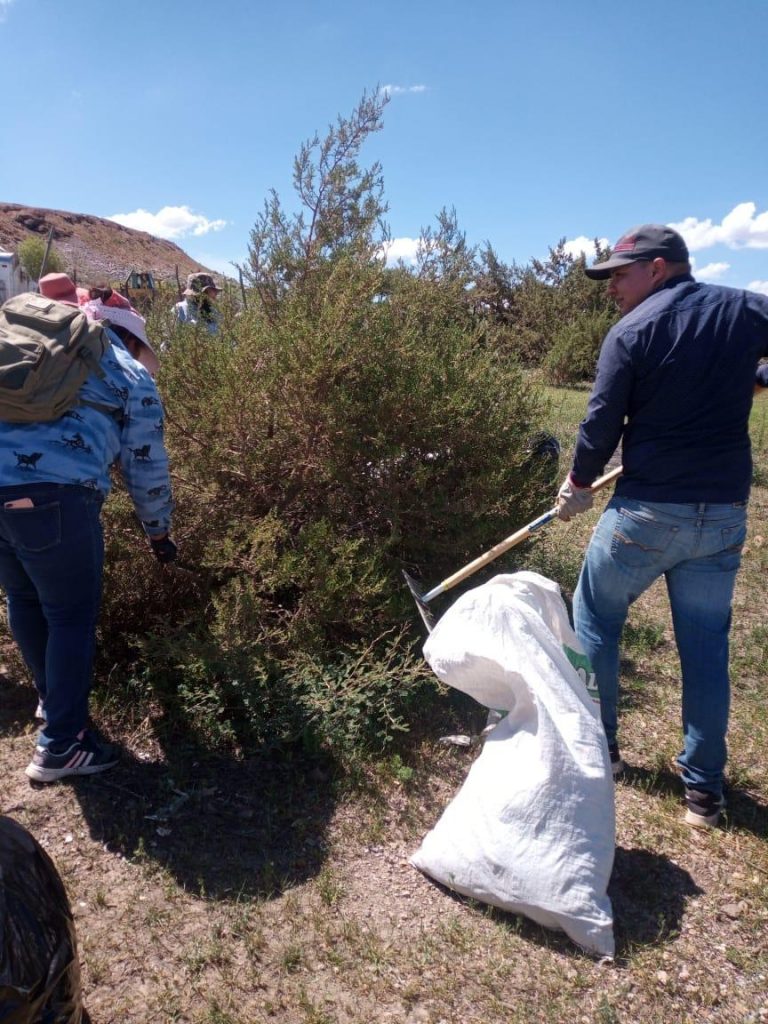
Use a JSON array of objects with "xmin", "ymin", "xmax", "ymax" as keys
[{"xmin": 65, "ymin": 751, "xmax": 91, "ymax": 770}]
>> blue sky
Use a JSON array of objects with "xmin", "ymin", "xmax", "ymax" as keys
[{"xmin": 1, "ymin": 0, "xmax": 766, "ymax": 293}]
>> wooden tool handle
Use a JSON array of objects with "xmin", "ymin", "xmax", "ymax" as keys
[{"xmin": 424, "ymin": 464, "xmax": 623, "ymax": 601}]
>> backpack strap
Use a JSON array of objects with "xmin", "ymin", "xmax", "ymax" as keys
[{"xmin": 78, "ymin": 397, "xmax": 125, "ymax": 424}]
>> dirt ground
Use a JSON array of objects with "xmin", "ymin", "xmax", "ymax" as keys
[
  {"xmin": 2, "ymin": 641, "xmax": 767, "ymax": 1024},
  {"xmin": 3, "ymin": 454, "xmax": 768, "ymax": 1024}
]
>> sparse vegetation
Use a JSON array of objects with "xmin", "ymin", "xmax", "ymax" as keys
[{"xmin": 0, "ymin": 202, "xmax": 213, "ymax": 289}]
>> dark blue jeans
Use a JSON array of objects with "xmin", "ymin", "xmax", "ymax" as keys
[
  {"xmin": 574, "ymin": 498, "xmax": 747, "ymax": 797},
  {"xmin": 0, "ymin": 483, "xmax": 104, "ymax": 748}
]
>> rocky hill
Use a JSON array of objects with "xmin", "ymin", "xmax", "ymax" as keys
[{"xmin": 0, "ymin": 202, "xmax": 221, "ymax": 288}]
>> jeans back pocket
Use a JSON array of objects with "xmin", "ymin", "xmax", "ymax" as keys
[
  {"xmin": 2, "ymin": 503, "xmax": 62, "ymax": 553},
  {"xmin": 611, "ymin": 508, "xmax": 679, "ymax": 570}
]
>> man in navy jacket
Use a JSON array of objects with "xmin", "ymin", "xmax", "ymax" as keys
[{"xmin": 556, "ymin": 224, "xmax": 768, "ymax": 827}]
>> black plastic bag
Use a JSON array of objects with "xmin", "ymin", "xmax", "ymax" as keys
[
  {"xmin": 523, "ymin": 431, "xmax": 561, "ymax": 486},
  {"xmin": 0, "ymin": 815, "xmax": 83, "ymax": 1024}
]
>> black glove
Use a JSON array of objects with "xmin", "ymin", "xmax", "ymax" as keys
[{"xmin": 150, "ymin": 536, "xmax": 177, "ymax": 564}]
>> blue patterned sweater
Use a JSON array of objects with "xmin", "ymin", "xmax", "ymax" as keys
[{"xmin": 0, "ymin": 329, "xmax": 173, "ymax": 536}]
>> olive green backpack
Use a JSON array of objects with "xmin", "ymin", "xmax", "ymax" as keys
[{"xmin": 0, "ymin": 292, "xmax": 108, "ymax": 423}]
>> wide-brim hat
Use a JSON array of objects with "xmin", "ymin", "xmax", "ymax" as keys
[
  {"xmin": 585, "ymin": 224, "xmax": 690, "ymax": 280},
  {"xmin": 79, "ymin": 285, "xmax": 132, "ymax": 309},
  {"xmin": 83, "ymin": 300, "xmax": 160, "ymax": 376},
  {"xmin": 183, "ymin": 272, "xmax": 221, "ymax": 296},
  {"xmin": 39, "ymin": 272, "xmax": 79, "ymax": 305}
]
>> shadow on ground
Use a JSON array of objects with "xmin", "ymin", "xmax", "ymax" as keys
[
  {"xmin": 65, "ymin": 743, "xmax": 337, "ymax": 901},
  {"xmin": 609, "ymin": 845, "xmax": 702, "ymax": 956},
  {"xmin": 2, "ymin": 671, "xmax": 338, "ymax": 902},
  {"xmin": 420, "ymin": 844, "xmax": 701, "ymax": 961},
  {"xmin": 623, "ymin": 763, "xmax": 768, "ymax": 839},
  {"xmin": 0, "ymin": 669, "xmax": 39, "ymax": 738}
]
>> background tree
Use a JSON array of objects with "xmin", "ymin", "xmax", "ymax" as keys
[
  {"xmin": 16, "ymin": 235, "xmax": 65, "ymax": 281},
  {"xmin": 243, "ymin": 88, "xmax": 389, "ymax": 322},
  {"xmin": 472, "ymin": 238, "xmax": 617, "ymax": 377},
  {"xmin": 416, "ymin": 207, "xmax": 476, "ymax": 286}
]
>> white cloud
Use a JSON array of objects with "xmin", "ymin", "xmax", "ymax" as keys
[
  {"xmin": 693, "ymin": 261, "xmax": 730, "ymax": 281},
  {"xmin": 380, "ymin": 84, "xmax": 428, "ymax": 97},
  {"xmin": 670, "ymin": 202, "xmax": 768, "ymax": 252},
  {"xmin": 381, "ymin": 236, "xmax": 420, "ymax": 265},
  {"xmin": 563, "ymin": 235, "xmax": 609, "ymax": 260},
  {"xmin": 748, "ymin": 280, "xmax": 768, "ymax": 296},
  {"xmin": 0, "ymin": 0, "xmax": 15, "ymax": 20},
  {"xmin": 108, "ymin": 205, "xmax": 227, "ymax": 240}
]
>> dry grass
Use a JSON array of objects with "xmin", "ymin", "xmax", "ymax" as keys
[{"xmin": 1, "ymin": 389, "xmax": 767, "ymax": 1024}]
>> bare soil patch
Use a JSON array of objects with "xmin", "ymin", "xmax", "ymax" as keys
[{"xmin": 2, "ymin": 646, "xmax": 766, "ymax": 1024}]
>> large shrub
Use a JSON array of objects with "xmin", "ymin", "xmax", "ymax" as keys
[{"xmin": 97, "ymin": 92, "xmax": 556, "ymax": 761}]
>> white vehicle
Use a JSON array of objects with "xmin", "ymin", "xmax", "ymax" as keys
[{"xmin": 0, "ymin": 250, "xmax": 34, "ymax": 304}]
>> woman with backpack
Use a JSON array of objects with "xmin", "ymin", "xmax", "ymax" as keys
[{"xmin": 0, "ymin": 280, "xmax": 176, "ymax": 782}]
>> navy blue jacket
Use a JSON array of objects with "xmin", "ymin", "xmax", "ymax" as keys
[{"xmin": 572, "ymin": 276, "xmax": 768, "ymax": 503}]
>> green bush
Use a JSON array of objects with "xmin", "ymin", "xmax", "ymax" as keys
[
  {"xmin": 97, "ymin": 261, "xmax": 556, "ymax": 761},
  {"xmin": 17, "ymin": 235, "xmax": 65, "ymax": 281},
  {"xmin": 543, "ymin": 309, "xmax": 615, "ymax": 385},
  {"xmin": 473, "ymin": 241, "xmax": 617, "ymax": 370},
  {"xmin": 94, "ymin": 92, "xmax": 558, "ymax": 763}
]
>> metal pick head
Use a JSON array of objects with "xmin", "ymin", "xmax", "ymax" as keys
[{"xmin": 402, "ymin": 570, "xmax": 437, "ymax": 633}]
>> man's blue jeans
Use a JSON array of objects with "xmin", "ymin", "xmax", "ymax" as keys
[
  {"xmin": 573, "ymin": 498, "xmax": 747, "ymax": 797},
  {"xmin": 0, "ymin": 484, "xmax": 104, "ymax": 749}
]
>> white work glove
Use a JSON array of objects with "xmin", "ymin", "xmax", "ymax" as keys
[{"xmin": 557, "ymin": 473, "xmax": 594, "ymax": 521}]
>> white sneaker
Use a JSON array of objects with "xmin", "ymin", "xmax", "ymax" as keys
[{"xmin": 684, "ymin": 788, "xmax": 725, "ymax": 828}]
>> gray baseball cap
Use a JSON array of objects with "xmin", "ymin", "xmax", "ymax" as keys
[{"xmin": 585, "ymin": 224, "xmax": 689, "ymax": 280}]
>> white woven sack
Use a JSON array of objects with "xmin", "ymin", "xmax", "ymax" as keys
[{"xmin": 411, "ymin": 571, "xmax": 615, "ymax": 957}]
